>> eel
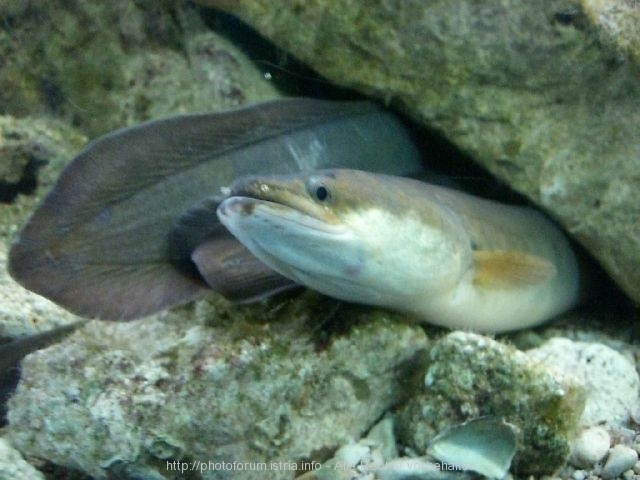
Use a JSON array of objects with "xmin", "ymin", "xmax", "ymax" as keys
[
  {"xmin": 8, "ymin": 99, "xmax": 423, "ymax": 320},
  {"xmin": 217, "ymin": 169, "xmax": 580, "ymax": 333}
]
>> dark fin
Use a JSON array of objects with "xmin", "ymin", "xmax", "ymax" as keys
[
  {"xmin": 192, "ymin": 238, "xmax": 298, "ymax": 302},
  {"xmin": 9, "ymin": 99, "xmax": 423, "ymax": 320},
  {"xmin": 0, "ymin": 321, "xmax": 88, "ymax": 425},
  {"xmin": 170, "ymin": 196, "xmax": 297, "ymax": 302},
  {"xmin": 0, "ymin": 320, "xmax": 87, "ymax": 374},
  {"xmin": 473, "ymin": 250, "xmax": 557, "ymax": 289},
  {"xmin": 167, "ymin": 195, "xmax": 229, "ymax": 279}
]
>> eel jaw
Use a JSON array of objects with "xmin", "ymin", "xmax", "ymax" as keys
[
  {"xmin": 224, "ymin": 175, "xmax": 343, "ymax": 226},
  {"xmin": 217, "ymin": 196, "xmax": 344, "ymax": 235},
  {"xmin": 217, "ymin": 195, "xmax": 371, "ymax": 299}
]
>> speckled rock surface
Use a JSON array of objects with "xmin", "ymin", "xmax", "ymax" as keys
[
  {"xmin": 206, "ymin": 0, "xmax": 640, "ymax": 304},
  {"xmin": 7, "ymin": 301, "xmax": 428, "ymax": 480},
  {"xmin": 395, "ymin": 331, "xmax": 585, "ymax": 476}
]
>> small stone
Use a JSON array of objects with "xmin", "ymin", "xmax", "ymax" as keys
[
  {"xmin": 601, "ymin": 445, "xmax": 639, "ymax": 479},
  {"xmin": 332, "ymin": 443, "xmax": 371, "ymax": 468},
  {"xmin": 571, "ymin": 470, "xmax": 587, "ymax": 480},
  {"xmin": 622, "ymin": 469, "xmax": 635, "ymax": 480},
  {"xmin": 629, "ymin": 407, "xmax": 640, "ymax": 425},
  {"xmin": 633, "ymin": 460, "xmax": 640, "ymax": 474},
  {"xmin": 570, "ymin": 426, "xmax": 610, "ymax": 468},
  {"xmin": 364, "ymin": 416, "xmax": 398, "ymax": 461}
]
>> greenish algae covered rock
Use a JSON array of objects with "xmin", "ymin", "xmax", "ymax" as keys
[
  {"xmin": 0, "ymin": 115, "xmax": 86, "ymax": 238},
  {"xmin": 395, "ymin": 331, "xmax": 585, "ymax": 476},
  {"xmin": 205, "ymin": 0, "xmax": 640, "ymax": 305},
  {"xmin": 0, "ymin": 1, "xmax": 278, "ymax": 137},
  {"xmin": 7, "ymin": 298, "xmax": 428, "ymax": 480}
]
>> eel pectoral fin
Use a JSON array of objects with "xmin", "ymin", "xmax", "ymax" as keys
[
  {"xmin": 192, "ymin": 238, "xmax": 299, "ymax": 302},
  {"xmin": 170, "ymin": 196, "xmax": 299, "ymax": 303},
  {"xmin": 472, "ymin": 250, "xmax": 557, "ymax": 289}
]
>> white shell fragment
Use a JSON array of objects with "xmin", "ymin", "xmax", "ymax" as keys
[{"xmin": 427, "ymin": 417, "xmax": 517, "ymax": 479}]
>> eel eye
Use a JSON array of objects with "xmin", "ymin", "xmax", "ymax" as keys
[
  {"xmin": 306, "ymin": 177, "xmax": 333, "ymax": 203},
  {"xmin": 315, "ymin": 186, "xmax": 329, "ymax": 202}
]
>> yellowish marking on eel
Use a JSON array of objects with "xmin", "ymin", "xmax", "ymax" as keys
[{"xmin": 217, "ymin": 169, "xmax": 580, "ymax": 333}]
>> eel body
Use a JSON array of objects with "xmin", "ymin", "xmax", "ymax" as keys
[
  {"xmin": 8, "ymin": 99, "xmax": 423, "ymax": 320},
  {"xmin": 217, "ymin": 169, "xmax": 580, "ymax": 333}
]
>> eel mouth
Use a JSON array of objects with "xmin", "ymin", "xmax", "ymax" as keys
[
  {"xmin": 217, "ymin": 196, "xmax": 344, "ymax": 235},
  {"xmin": 222, "ymin": 174, "xmax": 341, "ymax": 226}
]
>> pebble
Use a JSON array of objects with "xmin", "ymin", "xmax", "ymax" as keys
[
  {"xmin": 570, "ymin": 426, "xmax": 610, "ymax": 468},
  {"xmin": 601, "ymin": 445, "xmax": 639, "ymax": 479},
  {"xmin": 571, "ymin": 470, "xmax": 587, "ymax": 480}
]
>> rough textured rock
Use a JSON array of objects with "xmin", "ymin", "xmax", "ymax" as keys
[
  {"xmin": 395, "ymin": 332, "xmax": 585, "ymax": 476},
  {"xmin": 0, "ymin": 115, "xmax": 86, "ymax": 237},
  {"xmin": 0, "ymin": 1, "xmax": 279, "ymax": 137},
  {"xmin": 528, "ymin": 337, "xmax": 640, "ymax": 427},
  {"xmin": 581, "ymin": 0, "xmax": 640, "ymax": 63},
  {"xmin": 7, "ymin": 301, "xmax": 428, "ymax": 480},
  {"xmin": 206, "ymin": 0, "xmax": 640, "ymax": 304}
]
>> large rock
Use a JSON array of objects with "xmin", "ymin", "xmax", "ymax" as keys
[
  {"xmin": 7, "ymin": 301, "xmax": 428, "ymax": 480},
  {"xmin": 206, "ymin": 0, "xmax": 640, "ymax": 304}
]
